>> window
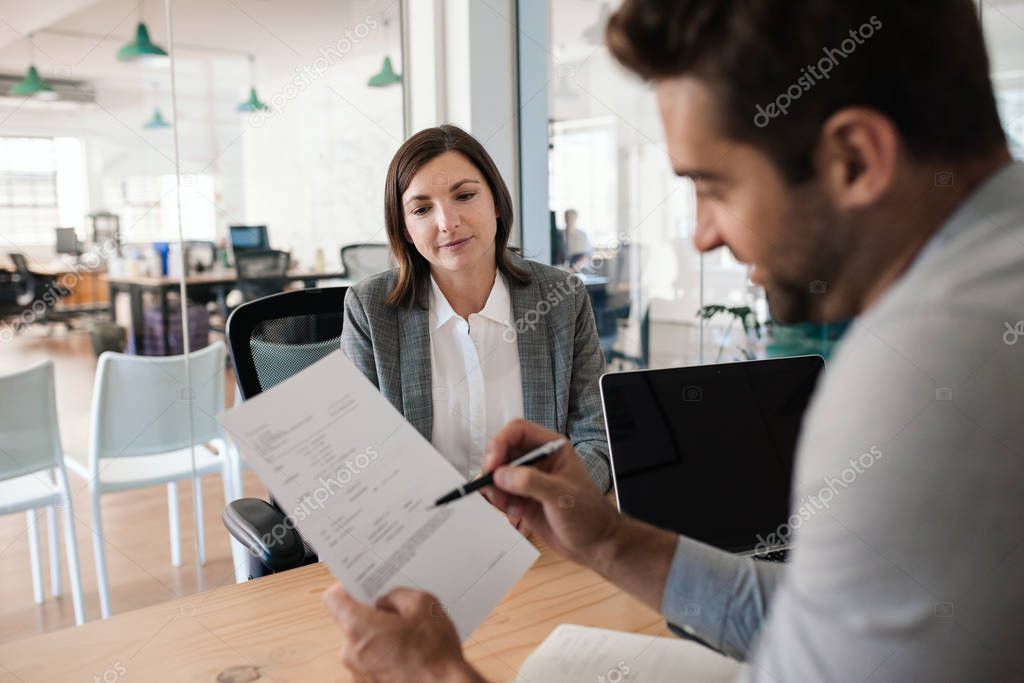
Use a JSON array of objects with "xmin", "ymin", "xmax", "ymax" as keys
[
  {"xmin": 103, "ymin": 175, "xmax": 217, "ymax": 243},
  {"xmin": 0, "ymin": 137, "xmax": 60, "ymax": 244}
]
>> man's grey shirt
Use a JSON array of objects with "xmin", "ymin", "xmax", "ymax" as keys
[{"xmin": 662, "ymin": 161, "xmax": 1024, "ymax": 681}]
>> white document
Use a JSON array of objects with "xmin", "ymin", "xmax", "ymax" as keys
[
  {"xmin": 218, "ymin": 350, "xmax": 539, "ymax": 639},
  {"xmin": 514, "ymin": 625, "xmax": 744, "ymax": 683}
]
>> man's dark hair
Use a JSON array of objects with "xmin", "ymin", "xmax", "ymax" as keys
[{"xmin": 606, "ymin": 0, "xmax": 1007, "ymax": 183}]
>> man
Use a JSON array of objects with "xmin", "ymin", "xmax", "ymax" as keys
[
  {"xmin": 324, "ymin": 1, "xmax": 1024, "ymax": 680},
  {"xmin": 564, "ymin": 208, "xmax": 593, "ymax": 271}
]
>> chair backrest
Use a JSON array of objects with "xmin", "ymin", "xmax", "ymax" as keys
[
  {"xmin": 89, "ymin": 341, "xmax": 226, "ymax": 466},
  {"xmin": 339, "ymin": 243, "xmax": 392, "ymax": 281},
  {"xmin": 184, "ymin": 240, "xmax": 217, "ymax": 274},
  {"xmin": 226, "ymin": 287, "xmax": 347, "ymax": 400},
  {"xmin": 8, "ymin": 252, "xmax": 30, "ymax": 277},
  {"xmin": 0, "ymin": 361, "xmax": 62, "ymax": 481},
  {"xmin": 234, "ymin": 249, "xmax": 290, "ymax": 302}
]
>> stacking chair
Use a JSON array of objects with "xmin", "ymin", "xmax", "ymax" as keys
[
  {"xmin": 219, "ymin": 287, "xmax": 347, "ymax": 581},
  {"xmin": 234, "ymin": 249, "xmax": 290, "ymax": 303},
  {"xmin": 88, "ymin": 341, "xmax": 234, "ymax": 618},
  {"xmin": 339, "ymin": 243, "xmax": 392, "ymax": 280},
  {"xmin": 0, "ymin": 361, "xmax": 86, "ymax": 624}
]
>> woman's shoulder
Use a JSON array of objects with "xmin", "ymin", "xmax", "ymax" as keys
[{"xmin": 346, "ymin": 268, "xmax": 402, "ymax": 314}]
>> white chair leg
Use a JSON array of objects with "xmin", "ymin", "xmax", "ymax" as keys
[
  {"xmin": 230, "ymin": 538, "xmax": 250, "ymax": 584},
  {"xmin": 192, "ymin": 475, "xmax": 206, "ymax": 566},
  {"xmin": 47, "ymin": 504, "xmax": 61, "ymax": 597},
  {"xmin": 167, "ymin": 481, "xmax": 182, "ymax": 567},
  {"xmin": 60, "ymin": 489, "xmax": 86, "ymax": 625},
  {"xmin": 26, "ymin": 510, "xmax": 43, "ymax": 605},
  {"xmin": 90, "ymin": 489, "xmax": 111, "ymax": 619}
]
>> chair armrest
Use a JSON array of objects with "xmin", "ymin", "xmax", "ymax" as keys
[{"xmin": 221, "ymin": 498, "xmax": 308, "ymax": 573}]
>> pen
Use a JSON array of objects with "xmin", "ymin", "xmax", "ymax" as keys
[{"xmin": 432, "ymin": 438, "xmax": 569, "ymax": 507}]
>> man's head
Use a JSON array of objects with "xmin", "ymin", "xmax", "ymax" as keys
[{"xmin": 607, "ymin": 0, "xmax": 1008, "ymax": 323}]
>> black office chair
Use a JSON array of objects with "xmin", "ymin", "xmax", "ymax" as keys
[
  {"xmin": 6, "ymin": 252, "xmax": 71, "ymax": 331},
  {"xmin": 339, "ymin": 243, "xmax": 392, "ymax": 280},
  {"xmin": 234, "ymin": 249, "xmax": 290, "ymax": 303},
  {"xmin": 220, "ymin": 286, "xmax": 347, "ymax": 579}
]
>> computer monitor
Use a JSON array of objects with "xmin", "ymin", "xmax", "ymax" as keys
[
  {"xmin": 600, "ymin": 356, "xmax": 826, "ymax": 555},
  {"xmin": 55, "ymin": 227, "xmax": 81, "ymax": 257},
  {"xmin": 230, "ymin": 225, "xmax": 270, "ymax": 253}
]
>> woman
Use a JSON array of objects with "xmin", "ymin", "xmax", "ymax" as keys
[{"xmin": 341, "ymin": 125, "xmax": 610, "ymax": 492}]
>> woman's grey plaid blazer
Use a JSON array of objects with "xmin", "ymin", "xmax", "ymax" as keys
[{"xmin": 340, "ymin": 255, "xmax": 610, "ymax": 492}]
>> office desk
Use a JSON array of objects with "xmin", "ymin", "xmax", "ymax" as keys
[
  {"xmin": 107, "ymin": 271, "xmax": 352, "ymax": 354},
  {"xmin": 0, "ymin": 542, "xmax": 678, "ymax": 682}
]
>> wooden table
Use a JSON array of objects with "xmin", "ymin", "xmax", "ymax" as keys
[
  {"xmin": 106, "ymin": 271, "xmax": 352, "ymax": 354},
  {"xmin": 0, "ymin": 543, "xmax": 673, "ymax": 682}
]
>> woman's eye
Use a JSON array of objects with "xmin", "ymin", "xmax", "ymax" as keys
[
  {"xmin": 456, "ymin": 192, "xmax": 476, "ymax": 201},
  {"xmin": 411, "ymin": 206, "xmax": 429, "ymax": 217}
]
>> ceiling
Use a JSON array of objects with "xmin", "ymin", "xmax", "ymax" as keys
[{"xmin": 0, "ymin": 0, "xmax": 401, "ymax": 94}]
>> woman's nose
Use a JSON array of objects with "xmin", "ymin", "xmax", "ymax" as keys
[{"xmin": 436, "ymin": 201, "xmax": 459, "ymax": 232}]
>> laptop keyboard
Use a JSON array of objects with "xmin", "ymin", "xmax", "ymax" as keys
[{"xmin": 752, "ymin": 549, "xmax": 790, "ymax": 563}]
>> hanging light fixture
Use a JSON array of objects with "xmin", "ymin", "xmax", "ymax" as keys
[
  {"xmin": 9, "ymin": 34, "xmax": 58, "ymax": 100},
  {"xmin": 117, "ymin": 3, "xmax": 169, "ymax": 66},
  {"xmin": 143, "ymin": 81, "xmax": 171, "ymax": 129},
  {"xmin": 368, "ymin": 18, "xmax": 402, "ymax": 87},
  {"xmin": 237, "ymin": 55, "xmax": 270, "ymax": 112}
]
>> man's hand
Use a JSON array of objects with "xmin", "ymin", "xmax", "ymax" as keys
[
  {"xmin": 481, "ymin": 420, "xmax": 623, "ymax": 570},
  {"xmin": 323, "ymin": 584, "xmax": 485, "ymax": 683}
]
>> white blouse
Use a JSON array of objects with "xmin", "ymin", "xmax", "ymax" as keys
[{"xmin": 428, "ymin": 273, "xmax": 524, "ymax": 479}]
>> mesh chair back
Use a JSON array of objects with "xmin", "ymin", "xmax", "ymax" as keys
[
  {"xmin": 340, "ymin": 243, "xmax": 392, "ymax": 281},
  {"xmin": 226, "ymin": 287, "xmax": 347, "ymax": 400},
  {"xmin": 235, "ymin": 249, "xmax": 290, "ymax": 302},
  {"xmin": 8, "ymin": 252, "xmax": 30, "ymax": 276},
  {"xmin": 0, "ymin": 361, "xmax": 62, "ymax": 480}
]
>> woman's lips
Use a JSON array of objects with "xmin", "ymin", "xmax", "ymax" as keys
[{"xmin": 440, "ymin": 237, "xmax": 472, "ymax": 250}]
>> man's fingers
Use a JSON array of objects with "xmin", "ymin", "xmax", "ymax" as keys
[
  {"xmin": 384, "ymin": 587, "xmax": 440, "ymax": 617},
  {"xmin": 487, "ymin": 419, "xmax": 563, "ymax": 468},
  {"xmin": 494, "ymin": 463, "xmax": 566, "ymax": 504},
  {"xmin": 324, "ymin": 584, "xmax": 372, "ymax": 625}
]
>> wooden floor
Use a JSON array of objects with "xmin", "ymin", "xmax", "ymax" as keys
[{"xmin": 0, "ymin": 327, "xmax": 266, "ymax": 645}]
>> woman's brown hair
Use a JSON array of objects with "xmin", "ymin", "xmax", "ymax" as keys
[{"xmin": 383, "ymin": 124, "xmax": 530, "ymax": 308}]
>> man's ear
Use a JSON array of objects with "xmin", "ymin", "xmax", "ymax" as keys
[{"xmin": 816, "ymin": 107, "xmax": 898, "ymax": 209}]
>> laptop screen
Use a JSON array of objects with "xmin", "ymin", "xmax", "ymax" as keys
[{"xmin": 600, "ymin": 356, "xmax": 825, "ymax": 554}]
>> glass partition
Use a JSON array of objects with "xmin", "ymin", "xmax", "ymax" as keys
[{"xmin": 0, "ymin": 0, "xmax": 404, "ymax": 642}]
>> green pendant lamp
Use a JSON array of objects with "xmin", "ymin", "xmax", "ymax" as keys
[
  {"xmin": 143, "ymin": 82, "xmax": 171, "ymax": 129},
  {"xmin": 144, "ymin": 108, "xmax": 172, "ymax": 129},
  {"xmin": 10, "ymin": 65, "xmax": 58, "ymax": 99},
  {"xmin": 237, "ymin": 55, "xmax": 270, "ymax": 112},
  {"xmin": 9, "ymin": 35, "xmax": 58, "ymax": 100},
  {"xmin": 368, "ymin": 18, "xmax": 402, "ymax": 88},
  {"xmin": 117, "ymin": 20, "xmax": 169, "ymax": 65},
  {"xmin": 368, "ymin": 56, "xmax": 401, "ymax": 87}
]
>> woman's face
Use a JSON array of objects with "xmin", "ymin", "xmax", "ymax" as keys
[{"xmin": 401, "ymin": 151, "xmax": 499, "ymax": 279}]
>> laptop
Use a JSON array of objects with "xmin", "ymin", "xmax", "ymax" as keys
[{"xmin": 599, "ymin": 355, "xmax": 825, "ymax": 559}]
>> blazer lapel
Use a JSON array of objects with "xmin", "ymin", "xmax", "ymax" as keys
[
  {"xmin": 511, "ymin": 271, "xmax": 556, "ymax": 430},
  {"xmin": 398, "ymin": 305, "xmax": 433, "ymax": 441}
]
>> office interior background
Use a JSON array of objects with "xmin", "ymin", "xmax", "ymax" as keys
[{"xmin": 0, "ymin": 0, "xmax": 1022, "ymax": 641}]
